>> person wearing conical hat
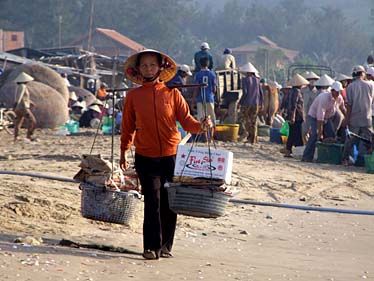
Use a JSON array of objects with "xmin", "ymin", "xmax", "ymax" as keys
[
  {"xmin": 120, "ymin": 49, "xmax": 212, "ymax": 260},
  {"xmin": 70, "ymin": 101, "xmax": 84, "ymax": 121},
  {"xmin": 78, "ymin": 104, "xmax": 102, "ymax": 128},
  {"xmin": 342, "ymin": 65, "xmax": 374, "ymax": 166},
  {"xmin": 86, "ymin": 98, "xmax": 107, "ymax": 120},
  {"xmin": 68, "ymin": 91, "xmax": 78, "ymax": 108},
  {"xmin": 282, "ymin": 74, "xmax": 308, "ymax": 157},
  {"xmin": 13, "ymin": 72, "xmax": 37, "ymax": 142},
  {"xmin": 237, "ymin": 62, "xmax": 263, "ymax": 143},
  {"xmin": 301, "ymin": 71, "xmax": 319, "ymax": 142},
  {"xmin": 315, "ymin": 74, "xmax": 335, "ymax": 89}
]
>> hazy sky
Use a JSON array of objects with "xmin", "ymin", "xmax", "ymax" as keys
[{"xmin": 200, "ymin": 0, "xmax": 373, "ymax": 31}]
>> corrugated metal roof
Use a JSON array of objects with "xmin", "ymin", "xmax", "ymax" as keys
[
  {"xmin": 232, "ymin": 35, "xmax": 299, "ymax": 61},
  {"xmin": 96, "ymin": 28, "xmax": 146, "ymax": 52}
]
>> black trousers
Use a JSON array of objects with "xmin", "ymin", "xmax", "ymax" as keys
[
  {"xmin": 135, "ymin": 153, "xmax": 177, "ymax": 255},
  {"xmin": 286, "ymin": 120, "xmax": 303, "ymax": 152}
]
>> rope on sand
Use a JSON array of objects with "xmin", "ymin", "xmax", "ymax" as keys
[
  {"xmin": 1, "ymin": 170, "xmax": 373, "ymax": 216},
  {"xmin": 229, "ymin": 198, "xmax": 374, "ymax": 216}
]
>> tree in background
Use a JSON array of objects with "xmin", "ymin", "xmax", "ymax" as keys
[{"xmin": 0, "ymin": 0, "xmax": 371, "ymax": 73}]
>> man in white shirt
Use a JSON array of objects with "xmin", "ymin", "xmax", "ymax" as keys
[
  {"xmin": 342, "ymin": 65, "xmax": 374, "ymax": 166},
  {"xmin": 301, "ymin": 81, "xmax": 343, "ymax": 162}
]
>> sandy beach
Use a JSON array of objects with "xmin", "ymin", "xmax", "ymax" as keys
[{"xmin": 0, "ymin": 128, "xmax": 373, "ymax": 281}]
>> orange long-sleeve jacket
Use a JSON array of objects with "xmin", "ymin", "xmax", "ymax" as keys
[{"xmin": 120, "ymin": 81, "xmax": 202, "ymax": 158}]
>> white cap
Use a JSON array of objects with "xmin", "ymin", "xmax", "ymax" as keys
[
  {"xmin": 331, "ymin": 81, "xmax": 343, "ymax": 92},
  {"xmin": 201, "ymin": 42, "xmax": 210, "ymax": 50},
  {"xmin": 352, "ymin": 65, "xmax": 366, "ymax": 74},
  {"xmin": 180, "ymin": 64, "xmax": 192, "ymax": 76},
  {"xmin": 335, "ymin": 73, "xmax": 351, "ymax": 81},
  {"xmin": 366, "ymin": 67, "xmax": 374, "ymax": 77}
]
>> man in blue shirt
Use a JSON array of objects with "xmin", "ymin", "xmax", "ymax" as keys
[
  {"xmin": 192, "ymin": 57, "xmax": 217, "ymax": 139},
  {"xmin": 194, "ymin": 42, "xmax": 214, "ymax": 73}
]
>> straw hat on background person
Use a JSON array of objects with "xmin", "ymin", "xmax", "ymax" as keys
[
  {"xmin": 72, "ymin": 101, "xmax": 84, "ymax": 108},
  {"xmin": 239, "ymin": 62, "xmax": 259, "ymax": 77},
  {"xmin": 14, "ymin": 72, "xmax": 34, "ymax": 83},
  {"xmin": 88, "ymin": 99, "xmax": 103, "ymax": 106},
  {"xmin": 88, "ymin": 104, "xmax": 101, "ymax": 113},
  {"xmin": 69, "ymin": 91, "xmax": 78, "ymax": 101},
  {"xmin": 334, "ymin": 73, "xmax": 351, "ymax": 82},
  {"xmin": 315, "ymin": 74, "xmax": 335, "ymax": 87},
  {"xmin": 302, "ymin": 71, "xmax": 320, "ymax": 80},
  {"xmin": 123, "ymin": 49, "xmax": 177, "ymax": 85},
  {"xmin": 288, "ymin": 73, "xmax": 309, "ymax": 87}
]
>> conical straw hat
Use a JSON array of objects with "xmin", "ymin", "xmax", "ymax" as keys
[
  {"xmin": 69, "ymin": 91, "xmax": 78, "ymax": 101},
  {"xmin": 14, "ymin": 72, "xmax": 34, "ymax": 83},
  {"xmin": 334, "ymin": 73, "xmax": 351, "ymax": 81},
  {"xmin": 88, "ymin": 104, "xmax": 101, "ymax": 113},
  {"xmin": 88, "ymin": 99, "xmax": 103, "ymax": 106},
  {"xmin": 239, "ymin": 62, "xmax": 259, "ymax": 77},
  {"xmin": 302, "ymin": 71, "xmax": 320, "ymax": 80},
  {"xmin": 289, "ymin": 74, "xmax": 309, "ymax": 87},
  {"xmin": 124, "ymin": 49, "xmax": 177, "ymax": 85},
  {"xmin": 72, "ymin": 101, "xmax": 84, "ymax": 108},
  {"xmin": 315, "ymin": 74, "xmax": 335, "ymax": 87}
]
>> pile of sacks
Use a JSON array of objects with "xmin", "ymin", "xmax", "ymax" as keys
[{"xmin": 74, "ymin": 154, "xmax": 140, "ymax": 192}]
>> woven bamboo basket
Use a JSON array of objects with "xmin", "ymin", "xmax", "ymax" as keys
[{"xmin": 80, "ymin": 183, "xmax": 140, "ymax": 225}]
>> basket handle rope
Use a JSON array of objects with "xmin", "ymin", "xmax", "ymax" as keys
[{"xmin": 178, "ymin": 79, "xmax": 216, "ymax": 187}]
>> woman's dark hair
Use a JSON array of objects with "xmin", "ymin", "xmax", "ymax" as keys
[{"xmin": 136, "ymin": 51, "xmax": 163, "ymax": 67}]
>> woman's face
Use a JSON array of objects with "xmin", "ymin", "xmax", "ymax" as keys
[{"xmin": 138, "ymin": 53, "xmax": 160, "ymax": 80}]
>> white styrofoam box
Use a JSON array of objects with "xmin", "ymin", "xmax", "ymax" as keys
[{"xmin": 174, "ymin": 145, "xmax": 233, "ymax": 184}]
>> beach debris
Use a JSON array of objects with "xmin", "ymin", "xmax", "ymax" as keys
[{"xmin": 14, "ymin": 236, "xmax": 43, "ymax": 246}]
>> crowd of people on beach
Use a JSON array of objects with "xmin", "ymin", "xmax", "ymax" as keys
[
  {"xmin": 61, "ymin": 41, "xmax": 374, "ymax": 168},
  {"xmin": 10, "ymin": 40, "xmax": 373, "ymax": 169}
]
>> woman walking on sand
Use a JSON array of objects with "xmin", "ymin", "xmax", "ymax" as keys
[{"xmin": 120, "ymin": 49, "xmax": 212, "ymax": 260}]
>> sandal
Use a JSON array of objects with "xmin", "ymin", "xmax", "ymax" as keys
[
  {"xmin": 160, "ymin": 251, "xmax": 173, "ymax": 258},
  {"xmin": 142, "ymin": 250, "xmax": 159, "ymax": 260}
]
